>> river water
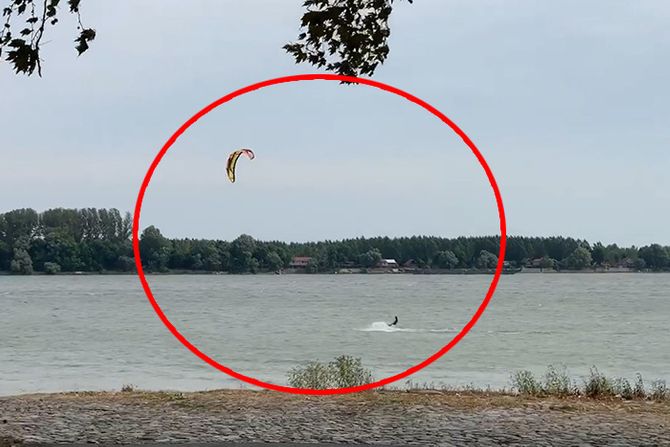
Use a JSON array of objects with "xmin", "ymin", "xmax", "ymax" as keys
[{"xmin": 1, "ymin": 273, "xmax": 668, "ymax": 395}]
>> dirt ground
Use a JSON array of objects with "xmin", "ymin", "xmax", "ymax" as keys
[{"xmin": 1, "ymin": 389, "xmax": 668, "ymax": 446}]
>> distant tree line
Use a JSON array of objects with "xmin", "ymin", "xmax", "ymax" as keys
[{"xmin": 1, "ymin": 208, "xmax": 669, "ymax": 274}]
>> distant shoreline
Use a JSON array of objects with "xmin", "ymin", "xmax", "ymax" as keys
[
  {"xmin": 4, "ymin": 207, "xmax": 669, "ymax": 276},
  {"xmin": 0, "ymin": 268, "xmax": 662, "ymax": 276}
]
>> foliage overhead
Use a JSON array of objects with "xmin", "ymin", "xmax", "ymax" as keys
[
  {"xmin": 1, "ymin": 0, "xmax": 95, "ymax": 75},
  {"xmin": 284, "ymin": 0, "xmax": 413, "ymax": 77},
  {"xmin": 2, "ymin": 0, "xmax": 412, "ymax": 77}
]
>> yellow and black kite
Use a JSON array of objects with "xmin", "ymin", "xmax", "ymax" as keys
[{"xmin": 226, "ymin": 148, "xmax": 255, "ymax": 183}]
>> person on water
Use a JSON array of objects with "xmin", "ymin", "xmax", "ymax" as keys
[{"xmin": 388, "ymin": 316, "xmax": 398, "ymax": 327}]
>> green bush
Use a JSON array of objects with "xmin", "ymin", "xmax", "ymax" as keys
[
  {"xmin": 633, "ymin": 373, "xmax": 646, "ymax": 399},
  {"xmin": 328, "ymin": 355, "xmax": 373, "ymax": 388},
  {"xmin": 44, "ymin": 262, "xmax": 61, "ymax": 274},
  {"xmin": 509, "ymin": 366, "xmax": 663, "ymax": 401},
  {"xmin": 584, "ymin": 367, "xmax": 615, "ymax": 398},
  {"xmin": 511, "ymin": 370, "xmax": 542, "ymax": 396},
  {"xmin": 287, "ymin": 361, "xmax": 334, "ymax": 389},
  {"xmin": 288, "ymin": 355, "xmax": 373, "ymax": 389},
  {"xmin": 614, "ymin": 377, "xmax": 633, "ymax": 400},
  {"xmin": 543, "ymin": 364, "xmax": 574, "ymax": 397},
  {"xmin": 650, "ymin": 380, "xmax": 667, "ymax": 401}
]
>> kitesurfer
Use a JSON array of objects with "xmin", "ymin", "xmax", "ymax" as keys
[{"xmin": 388, "ymin": 316, "xmax": 398, "ymax": 327}]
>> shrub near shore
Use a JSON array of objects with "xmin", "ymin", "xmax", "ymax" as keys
[
  {"xmin": 288, "ymin": 355, "xmax": 373, "ymax": 389},
  {"xmin": 512, "ymin": 365, "xmax": 668, "ymax": 401},
  {"xmin": 287, "ymin": 356, "xmax": 668, "ymax": 401}
]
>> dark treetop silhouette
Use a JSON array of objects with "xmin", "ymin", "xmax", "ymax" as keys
[{"xmin": 1, "ymin": 0, "xmax": 414, "ymax": 77}]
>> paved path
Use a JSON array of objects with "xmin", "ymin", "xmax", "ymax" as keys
[{"xmin": 1, "ymin": 390, "xmax": 668, "ymax": 446}]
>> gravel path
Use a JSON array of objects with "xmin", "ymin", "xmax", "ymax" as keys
[{"xmin": 1, "ymin": 390, "xmax": 668, "ymax": 446}]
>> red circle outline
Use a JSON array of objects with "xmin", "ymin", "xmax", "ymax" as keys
[{"xmin": 133, "ymin": 73, "xmax": 507, "ymax": 395}]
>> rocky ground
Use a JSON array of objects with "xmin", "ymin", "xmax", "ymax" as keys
[{"xmin": 1, "ymin": 389, "xmax": 668, "ymax": 446}]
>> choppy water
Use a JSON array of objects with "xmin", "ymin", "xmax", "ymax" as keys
[{"xmin": 1, "ymin": 273, "xmax": 668, "ymax": 395}]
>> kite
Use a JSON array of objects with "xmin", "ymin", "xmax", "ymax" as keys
[{"xmin": 226, "ymin": 148, "xmax": 255, "ymax": 183}]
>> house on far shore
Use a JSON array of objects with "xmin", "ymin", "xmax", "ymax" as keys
[
  {"xmin": 289, "ymin": 256, "xmax": 312, "ymax": 268},
  {"xmin": 403, "ymin": 259, "xmax": 417, "ymax": 270},
  {"xmin": 616, "ymin": 258, "xmax": 635, "ymax": 270},
  {"xmin": 378, "ymin": 259, "xmax": 399, "ymax": 269},
  {"xmin": 598, "ymin": 258, "xmax": 634, "ymax": 272}
]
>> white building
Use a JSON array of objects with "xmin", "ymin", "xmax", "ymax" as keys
[{"xmin": 378, "ymin": 259, "xmax": 399, "ymax": 269}]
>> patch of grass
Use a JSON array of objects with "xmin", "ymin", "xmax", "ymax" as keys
[
  {"xmin": 155, "ymin": 391, "xmax": 185, "ymax": 401},
  {"xmin": 404, "ymin": 380, "xmax": 436, "ymax": 391},
  {"xmin": 633, "ymin": 373, "xmax": 646, "ymax": 399},
  {"xmin": 120, "ymin": 384, "xmax": 136, "ymax": 392},
  {"xmin": 66, "ymin": 390, "xmax": 99, "ymax": 397},
  {"xmin": 651, "ymin": 380, "xmax": 668, "ymax": 401},
  {"xmin": 511, "ymin": 370, "xmax": 543, "ymax": 396},
  {"xmin": 614, "ymin": 377, "xmax": 633, "ymax": 400},
  {"xmin": 584, "ymin": 367, "xmax": 615, "ymax": 398},
  {"xmin": 509, "ymin": 366, "xmax": 667, "ymax": 402},
  {"xmin": 287, "ymin": 355, "xmax": 373, "ymax": 389},
  {"xmin": 286, "ymin": 356, "xmax": 667, "ymax": 402},
  {"xmin": 543, "ymin": 364, "xmax": 575, "ymax": 397}
]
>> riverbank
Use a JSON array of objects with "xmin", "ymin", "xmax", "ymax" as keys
[{"xmin": 1, "ymin": 389, "xmax": 668, "ymax": 446}]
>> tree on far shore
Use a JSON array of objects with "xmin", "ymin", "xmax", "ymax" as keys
[
  {"xmin": 632, "ymin": 258, "xmax": 646, "ymax": 271},
  {"xmin": 139, "ymin": 226, "xmax": 170, "ymax": 272},
  {"xmin": 44, "ymin": 261, "xmax": 61, "ymax": 274},
  {"xmin": 1, "ymin": 207, "xmax": 668, "ymax": 274},
  {"xmin": 359, "ymin": 248, "xmax": 382, "ymax": 268},
  {"xmin": 638, "ymin": 244, "xmax": 670, "ymax": 271},
  {"xmin": 434, "ymin": 250, "xmax": 458, "ymax": 269},
  {"xmin": 266, "ymin": 251, "xmax": 284, "ymax": 272},
  {"xmin": 229, "ymin": 234, "xmax": 257, "ymax": 274},
  {"xmin": 591, "ymin": 242, "xmax": 605, "ymax": 266},
  {"xmin": 476, "ymin": 250, "xmax": 498, "ymax": 269},
  {"xmin": 10, "ymin": 246, "xmax": 32, "ymax": 274},
  {"xmin": 564, "ymin": 247, "xmax": 593, "ymax": 270},
  {"xmin": 539, "ymin": 256, "xmax": 556, "ymax": 270}
]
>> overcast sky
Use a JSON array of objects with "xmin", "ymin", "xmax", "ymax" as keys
[{"xmin": 2, "ymin": 0, "xmax": 668, "ymax": 246}]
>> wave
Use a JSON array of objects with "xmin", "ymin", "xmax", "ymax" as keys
[{"xmin": 358, "ymin": 321, "xmax": 456, "ymax": 333}]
